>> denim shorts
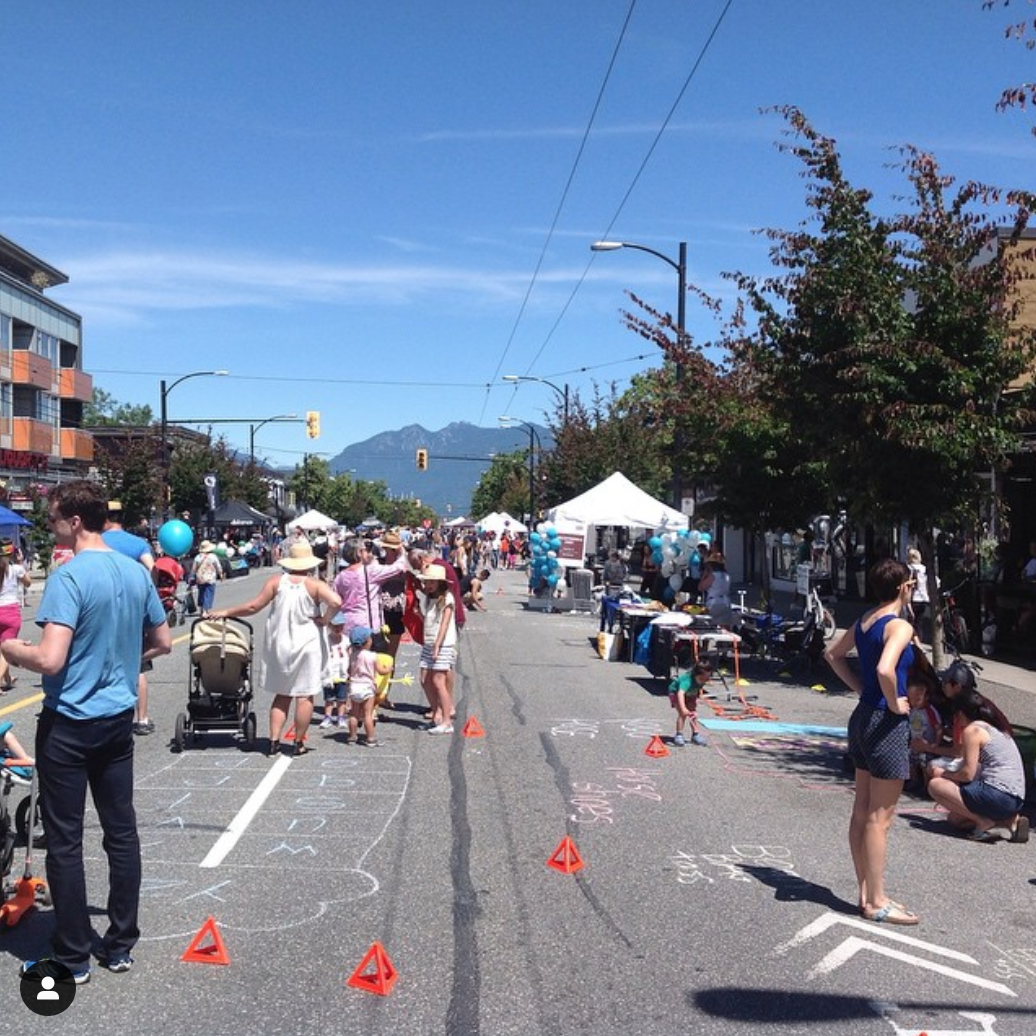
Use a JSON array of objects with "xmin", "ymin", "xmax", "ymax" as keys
[
  {"xmin": 960, "ymin": 780, "xmax": 1024, "ymax": 821},
  {"xmin": 848, "ymin": 700, "xmax": 910, "ymax": 781},
  {"xmin": 323, "ymin": 682, "xmax": 347, "ymax": 704}
]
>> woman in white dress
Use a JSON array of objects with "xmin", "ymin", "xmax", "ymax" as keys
[{"xmin": 208, "ymin": 541, "xmax": 341, "ymax": 756}]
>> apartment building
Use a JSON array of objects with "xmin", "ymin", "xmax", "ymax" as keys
[{"xmin": 0, "ymin": 233, "xmax": 93, "ymax": 508}]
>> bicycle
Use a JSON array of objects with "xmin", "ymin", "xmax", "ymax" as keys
[
  {"xmin": 805, "ymin": 582, "xmax": 837, "ymax": 642},
  {"xmin": 938, "ymin": 577, "xmax": 971, "ymax": 656}
]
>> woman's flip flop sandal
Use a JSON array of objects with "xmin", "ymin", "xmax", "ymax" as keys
[{"xmin": 865, "ymin": 903, "xmax": 920, "ymax": 926}]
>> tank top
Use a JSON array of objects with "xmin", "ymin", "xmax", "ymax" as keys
[
  {"xmin": 855, "ymin": 614, "xmax": 914, "ymax": 711},
  {"xmin": 974, "ymin": 721, "xmax": 1025, "ymax": 798}
]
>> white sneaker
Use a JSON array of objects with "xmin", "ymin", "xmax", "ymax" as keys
[
  {"xmin": 428, "ymin": 723, "xmax": 454, "ymax": 735},
  {"xmin": 319, "ymin": 717, "xmax": 334, "ymax": 729},
  {"xmin": 337, "ymin": 716, "xmax": 348, "ymax": 728}
]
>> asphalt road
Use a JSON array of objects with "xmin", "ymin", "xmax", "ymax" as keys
[{"xmin": 2, "ymin": 566, "xmax": 1035, "ymax": 1036}]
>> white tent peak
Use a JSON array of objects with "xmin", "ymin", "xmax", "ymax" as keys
[
  {"xmin": 477, "ymin": 511, "xmax": 528, "ymax": 535},
  {"xmin": 287, "ymin": 508, "xmax": 338, "ymax": 532},
  {"xmin": 548, "ymin": 472, "xmax": 687, "ymax": 530}
]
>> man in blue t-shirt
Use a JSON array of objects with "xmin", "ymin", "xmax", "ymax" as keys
[
  {"xmin": 102, "ymin": 508, "xmax": 157, "ymax": 735},
  {"xmin": 2, "ymin": 481, "xmax": 170, "ymax": 982}
]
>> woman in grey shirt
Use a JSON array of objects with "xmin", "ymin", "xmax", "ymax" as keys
[{"xmin": 927, "ymin": 687, "xmax": 1028, "ymax": 843}]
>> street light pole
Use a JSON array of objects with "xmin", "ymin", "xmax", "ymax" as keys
[
  {"xmin": 159, "ymin": 369, "xmax": 229, "ymax": 519},
  {"xmin": 249, "ymin": 413, "xmax": 299, "ymax": 467},
  {"xmin": 591, "ymin": 239, "xmax": 687, "ymax": 510},
  {"xmin": 502, "ymin": 375, "xmax": 570, "ymax": 425},
  {"xmin": 500, "ymin": 416, "xmax": 541, "ymax": 526}
]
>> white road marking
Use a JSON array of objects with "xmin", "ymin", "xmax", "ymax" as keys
[
  {"xmin": 199, "ymin": 754, "xmax": 292, "ymax": 868},
  {"xmin": 811, "ymin": 936, "xmax": 1016, "ymax": 997},
  {"xmin": 775, "ymin": 910, "xmax": 976, "ymax": 963}
]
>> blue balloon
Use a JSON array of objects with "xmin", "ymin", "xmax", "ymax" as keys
[
  {"xmin": 549, "ymin": 538, "xmax": 562, "ymax": 551},
  {"xmin": 699, "ymin": 532, "xmax": 712, "ymax": 545},
  {"xmin": 545, "ymin": 526, "xmax": 557, "ymax": 538},
  {"xmin": 158, "ymin": 519, "xmax": 194, "ymax": 558},
  {"xmin": 652, "ymin": 550, "xmax": 663, "ymax": 565},
  {"xmin": 530, "ymin": 532, "xmax": 542, "ymax": 543},
  {"xmin": 547, "ymin": 573, "xmax": 559, "ymax": 587},
  {"xmin": 648, "ymin": 536, "xmax": 662, "ymax": 549}
]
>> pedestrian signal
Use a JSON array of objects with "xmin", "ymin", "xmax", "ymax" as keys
[
  {"xmin": 306, "ymin": 411, "xmax": 320, "ymax": 439},
  {"xmin": 416, "ymin": 448, "xmax": 428, "ymax": 471}
]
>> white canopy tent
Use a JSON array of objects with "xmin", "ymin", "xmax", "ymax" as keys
[
  {"xmin": 477, "ymin": 511, "xmax": 528, "ymax": 536},
  {"xmin": 548, "ymin": 472, "xmax": 688, "ymax": 531},
  {"xmin": 286, "ymin": 508, "xmax": 339, "ymax": 533}
]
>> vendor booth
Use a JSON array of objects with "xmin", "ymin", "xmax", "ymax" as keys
[
  {"xmin": 477, "ymin": 511, "xmax": 528, "ymax": 536},
  {"xmin": 547, "ymin": 472, "xmax": 689, "ymax": 568}
]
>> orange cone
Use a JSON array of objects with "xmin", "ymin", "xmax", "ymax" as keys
[
  {"xmin": 546, "ymin": 836, "xmax": 584, "ymax": 874},
  {"xmin": 644, "ymin": 734, "xmax": 670, "ymax": 758},
  {"xmin": 461, "ymin": 717, "xmax": 484, "ymax": 738},
  {"xmin": 181, "ymin": 916, "xmax": 230, "ymax": 965},
  {"xmin": 346, "ymin": 941, "xmax": 398, "ymax": 996}
]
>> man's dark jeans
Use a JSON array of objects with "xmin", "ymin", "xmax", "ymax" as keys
[{"xmin": 36, "ymin": 707, "xmax": 140, "ymax": 969}]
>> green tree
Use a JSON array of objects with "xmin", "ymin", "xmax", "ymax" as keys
[
  {"xmin": 471, "ymin": 450, "xmax": 533, "ymax": 520},
  {"xmin": 84, "ymin": 387, "xmax": 154, "ymax": 426},
  {"xmin": 731, "ymin": 109, "xmax": 1035, "ymax": 660},
  {"xmin": 170, "ymin": 438, "xmax": 267, "ymax": 516}
]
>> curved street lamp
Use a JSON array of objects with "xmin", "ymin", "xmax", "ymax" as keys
[
  {"xmin": 502, "ymin": 374, "xmax": 570, "ymax": 425},
  {"xmin": 500, "ymin": 416, "xmax": 542, "ymax": 525},
  {"xmin": 159, "ymin": 369, "xmax": 230, "ymax": 518},
  {"xmin": 249, "ymin": 413, "xmax": 299, "ymax": 466},
  {"xmin": 591, "ymin": 239, "xmax": 687, "ymax": 510}
]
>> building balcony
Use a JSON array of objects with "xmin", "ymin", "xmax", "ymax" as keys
[
  {"xmin": 60, "ymin": 427, "xmax": 94, "ymax": 462},
  {"xmin": 59, "ymin": 367, "xmax": 93, "ymax": 402},
  {"xmin": 12, "ymin": 417, "xmax": 56, "ymax": 454},
  {"xmin": 11, "ymin": 351, "xmax": 52, "ymax": 390}
]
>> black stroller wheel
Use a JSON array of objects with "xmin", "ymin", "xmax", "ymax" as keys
[
  {"xmin": 243, "ymin": 712, "xmax": 257, "ymax": 749},
  {"xmin": 174, "ymin": 713, "xmax": 188, "ymax": 753}
]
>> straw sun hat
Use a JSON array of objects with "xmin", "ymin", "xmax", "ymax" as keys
[{"xmin": 280, "ymin": 541, "xmax": 321, "ymax": 572}]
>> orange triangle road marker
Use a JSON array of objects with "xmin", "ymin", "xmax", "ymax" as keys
[
  {"xmin": 546, "ymin": 835, "xmax": 585, "ymax": 874},
  {"xmin": 461, "ymin": 717, "xmax": 485, "ymax": 738},
  {"xmin": 346, "ymin": 941, "xmax": 398, "ymax": 996},
  {"xmin": 181, "ymin": 915, "xmax": 230, "ymax": 965}
]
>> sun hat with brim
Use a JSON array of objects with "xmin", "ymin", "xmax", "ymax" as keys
[
  {"xmin": 419, "ymin": 564, "xmax": 448, "ymax": 582},
  {"xmin": 380, "ymin": 531, "xmax": 403, "ymax": 550},
  {"xmin": 280, "ymin": 542, "xmax": 321, "ymax": 572},
  {"xmin": 198, "ymin": 540, "xmax": 216, "ymax": 553}
]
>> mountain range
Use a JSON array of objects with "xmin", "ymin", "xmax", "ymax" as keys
[{"xmin": 329, "ymin": 421, "xmax": 551, "ymax": 516}]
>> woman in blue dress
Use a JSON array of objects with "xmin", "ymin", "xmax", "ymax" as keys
[{"xmin": 825, "ymin": 558, "xmax": 919, "ymax": 925}]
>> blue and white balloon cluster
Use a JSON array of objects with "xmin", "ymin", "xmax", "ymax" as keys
[
  {"xmin": 529, "ymin": 524, "xmax": 566, "ymax": 592},
  {"xmin": 647, "ymin": 527, "xmax": 711, "ymax": 601}
]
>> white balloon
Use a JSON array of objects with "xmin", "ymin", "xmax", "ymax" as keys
[
  {"xmin": 660, "ymin": 560, "xmax": 673, "ymax": 577},
  {"xmin": 555, "ymin": 578, "xmax": 567, "ymax": 593},
  {"xmin": 669, "ymin": 573, "xmax": 683, "ymax": 590}
]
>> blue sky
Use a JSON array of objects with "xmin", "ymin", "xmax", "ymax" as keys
[{"xmin": 4, "ymin": 1, "xmax": 1034, "ymax": 471}]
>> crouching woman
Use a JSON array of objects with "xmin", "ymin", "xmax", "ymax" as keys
[{"xmin": 927, "ymin": 688, "xmax": 1028, "ymax": 843}]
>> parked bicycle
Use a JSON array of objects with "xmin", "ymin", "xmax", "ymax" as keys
[{"xmin": 938, "ymin": 577, "xmax": 972, "ymax": 656}]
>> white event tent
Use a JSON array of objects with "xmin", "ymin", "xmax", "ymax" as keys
[
  {"xmin": 286, "ymin": 508, "xmax": 339, "ymax": 533},
  {"xmin": 548, "ymin": 472, "xmax": 688, "ymax": 532},
  {"xmin": 477, "ymin": 511, "xmax": 528, "ymax": 536}
]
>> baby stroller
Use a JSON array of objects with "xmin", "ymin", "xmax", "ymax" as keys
[
  {"xmin": 175, "ymin": 618, "xmax": 257, "ymax": 751},
  {"xmin": 154, "ymin": 554, "xmax": 191, "ymax": 627}
]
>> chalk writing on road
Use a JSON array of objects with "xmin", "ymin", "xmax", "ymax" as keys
[
  {"xmin": 569, "ymin": 767, "xmax": 662, "ymax": 825},
  {"xmin": 670, "ymin": 844, "xmax": 800, "ymax": 887},
  {"xmin": 549, "ymin": 717, "xmax": 666, "ymax": 740},
  {"xmin": 131, "ymin": 752, "xmax": 412, "ymax": 938}
]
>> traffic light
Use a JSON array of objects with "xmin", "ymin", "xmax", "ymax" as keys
[
  {"xmin": 306, "ymin": 411, "xmax": 320, "ymax": 439},
  {"xmin": 416, "ymin": 447, "xmax": 428, "ymax": 471}
]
